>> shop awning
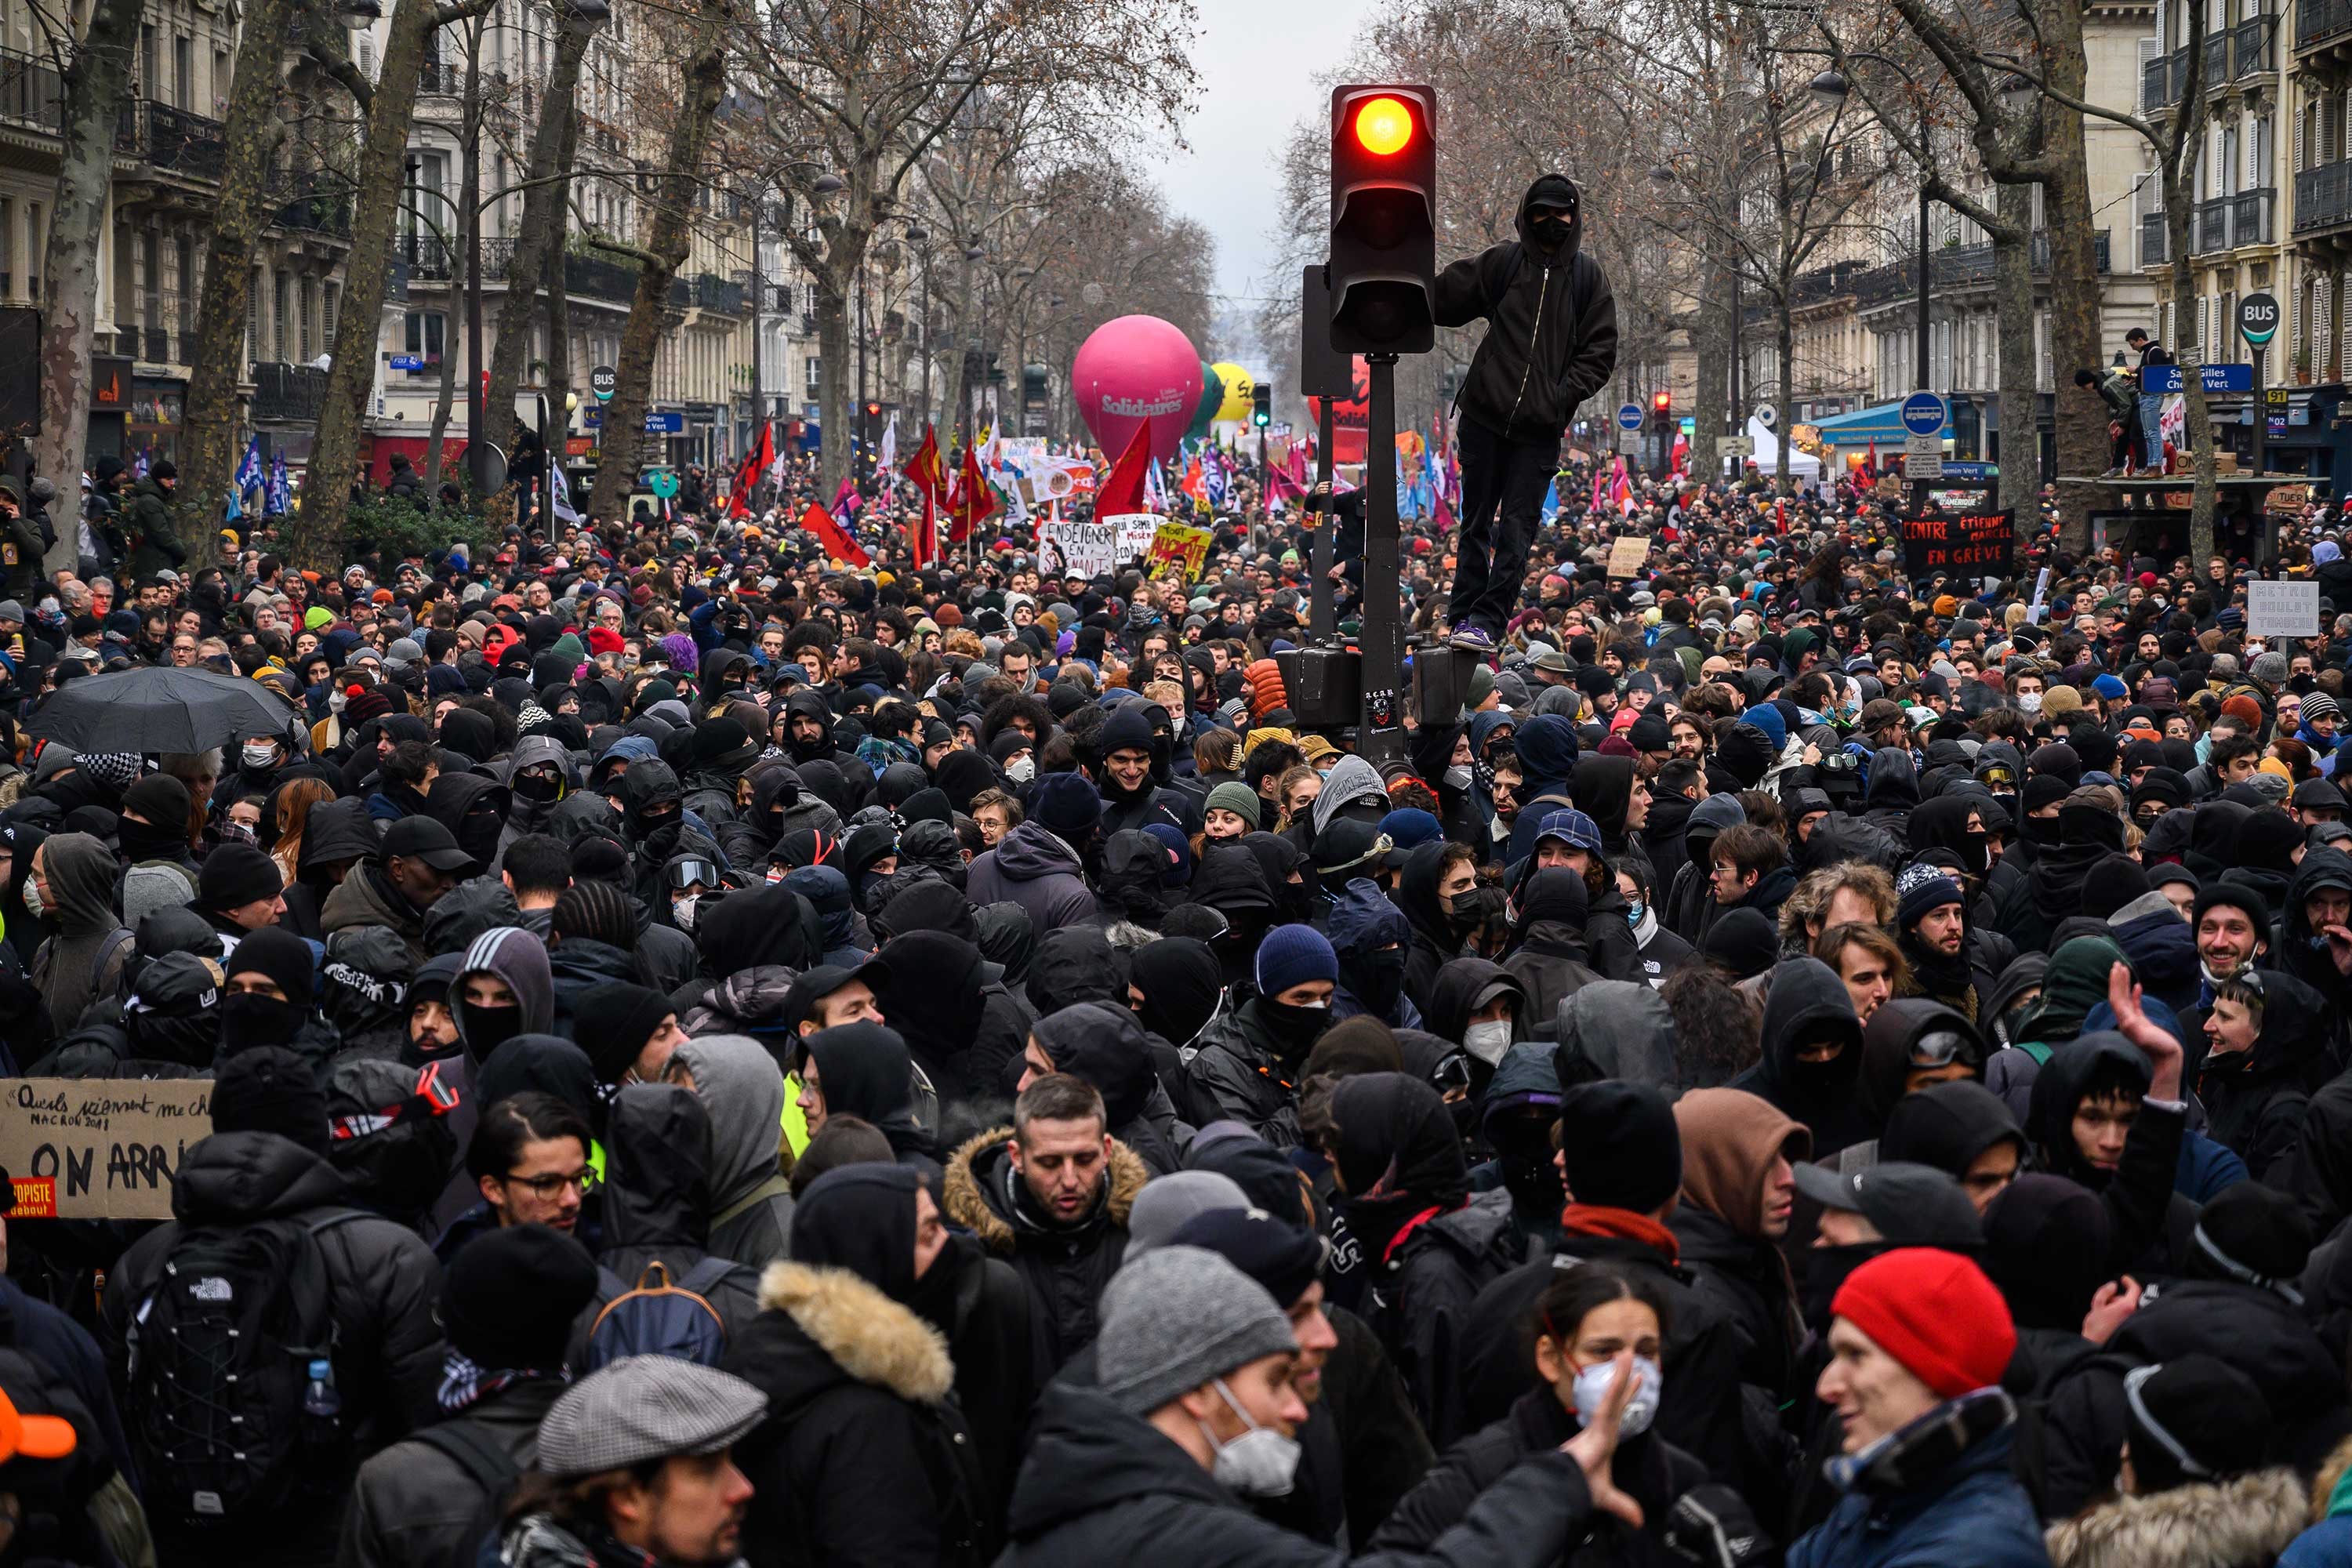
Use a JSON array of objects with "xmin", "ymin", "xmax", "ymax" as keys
[{"xmin": 1809, "ymin": 400, "xmax": 1953, "ymax": 445}]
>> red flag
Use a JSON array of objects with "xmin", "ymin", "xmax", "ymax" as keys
[
  {"xmin": 912, "ymin": 490, "xmax": 937, "ymax": 569},
  {"xmin": 947, "ymin": 443, "xmax": 1000, "ymax": 544},
  {"xmin": 1092, "ymin": 424, "xmax": 1152, "ymax": 519},
  {"xmin": 906, "ymin": 425, "xmax": 949, "ymax": 508},
  {"xmin": 800, "ymin": 501, "xmax": 869, "ymax": 568},
  {"xmin": 724, "ymin": 423, "xmax": 771, "ymax": 518}
]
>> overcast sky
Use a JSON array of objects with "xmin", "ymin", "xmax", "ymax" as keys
[{"xmin": 1135, "ymin": 0, "xmax": 1381, "ymax": 369}]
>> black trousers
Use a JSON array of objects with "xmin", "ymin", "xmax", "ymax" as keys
[{"xmin": 1452, "ymin": 417, "xmax": 1560, "ymax": 633}]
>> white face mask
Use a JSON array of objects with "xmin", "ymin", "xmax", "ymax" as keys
[
  {"xmin": 1444, "ymin": 764, "xmax": 1472, "ymax": 791},
  {"xmin": 20, "ymin": 874, "xmax": 41, "ymax": 920},
  {"xmin": 1200, "ymin": 1378, "xmax": 1301, "ymax": 1497},
  {"xmin": 242, "ymin": 742, "xmax": 280, "ymax": 769},
  {"xmin": 1571, "ymin": 1354, "xmax": 1661, "ymax": 1438},
  {"xmin": 1462, "ymin": 1018, "xmax": 1513, "ymax": 1065},
  {"xmin": 671, "ymin": 894, "xmax": 700, "ymax": 930},
  {"xmin": 2016, "ymin": 690, "xmax": 2042, "ymax": 713},
  {"xmin": 1006, "ymin": 757, "xmax": 1036, "ymax": 785}
]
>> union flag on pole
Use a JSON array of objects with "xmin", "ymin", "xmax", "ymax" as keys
[
  {"xmin": 800, "ymin": 501, "xmax": 869, "ymax": 568},
  {"xmin": 947, "ymin": 441, "xmax": 999, "ymax": 543}
]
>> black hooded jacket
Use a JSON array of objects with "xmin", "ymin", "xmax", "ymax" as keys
[
  {"xmin": 2024, "ymin": 1033, "xmax": 2193, "ymax": 1276},
  {"xmin": 803, "ymin": 1022, "xmax": 933, "ymax": 1165},
  {"xmin": 1031, "ymin": 1001, "xmax": 1184, "ymax": 1174},
  {"xmin": 578, "ymin": 1083, "xmax": 763, "ymax": 1350},
  {"xmin": 1432, "ymin": 174, "xmax": 1618, "ymax": 441},
  {"xmin": 2200, "ymin": 967, "xmax": 2332, "ymax": 1182},
  {"xmin": 1728, "ymin": 956, "xmax": 1871, "ymax": 1156}
]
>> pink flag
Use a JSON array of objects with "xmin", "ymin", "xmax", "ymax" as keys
[{"xmin": 829, "ymin": 476, "xmax": 860, "ymax": 518}]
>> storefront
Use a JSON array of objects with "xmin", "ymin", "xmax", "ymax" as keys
[
  {"xmin": 85, "ymin": 355, "xmax": 132, "ymax": 465},
  {"xmin": 126, "ymin": 376, "xmax": 186, "ymax": 467}
]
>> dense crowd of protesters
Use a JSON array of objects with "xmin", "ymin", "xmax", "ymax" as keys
[{"xmin": 4, "ymin": 414, "xmax": 2352, "ymax": 1568}]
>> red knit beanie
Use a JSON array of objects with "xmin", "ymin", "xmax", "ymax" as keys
[{"xmin": 1830, "ymin": 1248, "xmax": 2015, "ymax": 1399}]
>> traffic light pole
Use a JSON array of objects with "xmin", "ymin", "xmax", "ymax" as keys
[
  {"xmin": 1310, "ymin": 397, "xmax": 1335, "ymax": 638},
  {"xmin": 1359, "ymin": 352, "xmax": 1404, "ymax": 767}
]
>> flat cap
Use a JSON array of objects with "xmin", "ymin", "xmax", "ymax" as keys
[{"xmin": 535, "ymin": 1355, "xmax": 768, "ymax": 1476}]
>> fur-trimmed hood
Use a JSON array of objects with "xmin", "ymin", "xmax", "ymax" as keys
[
  {"xmin": 941, "ymin": 1123, "xmax": 1149, "ymax": 1255},
  {"xmin": 2044, "ymin": 1468, "xmax": 2306, "ymax": 1568},
  {"xmin": 752, "ymin": 1260, "xmax": 953, "ymax": 1405}
]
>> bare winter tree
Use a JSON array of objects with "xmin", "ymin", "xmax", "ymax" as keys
[{"xmin": 737, "ymin": 0, "xmax": 1196, "ymax": 497}]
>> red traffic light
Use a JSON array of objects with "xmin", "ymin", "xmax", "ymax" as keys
[
  {"xmin": 1652, "ymin": 391, "xmax": 1672, "ymax": 411},
  {"xmin": 1352, "ymin": 96, "xmax": 1416, "ymax": 156}
]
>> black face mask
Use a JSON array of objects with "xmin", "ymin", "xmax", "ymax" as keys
[
  {"xmin": 463, "ymin": 1003, "xmax": 522, "ymax": 1058},
  {"xmin": 1499, "ymin": 1151, "xmax": 1566, "ymax": 1224},
  {"xmin": 1256, "ymin": 997, "xmax": 1331, "ymax": 1061},
  {"xmin": 1960, "ymin": 829, "xmax": 1992, "ymax": 876},
  {"xmin": 1530, "ymin": 215, "xmax": 1570, "ymax": 246},
  {"xmin": 513, "ymin": 773, "xmax": 562, "ymax": 806},
  {"xmin": 639, "ymin": 816, "xmax": 682, "ymax": 859},
  {"xmin": 2021, "ymin": 814, "xmax": 2062, "ymax": 848},
  {"xmin": 220, "ymin": 993, "xmax": 307, "ymax": 1051},
  {"xmin": 118, "ymin": 815, "xmax": 186, "ymax": 863},
  {"xmin": 1341, "ymin": 949, "xmax": 1406, "ymax": 1022},
  {"xmin": 1803, "ymin": 1242, "xmax": 1888, "ymax": 1335}
]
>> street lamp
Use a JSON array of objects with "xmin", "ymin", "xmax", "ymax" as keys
[
  {"xmin": 810, "ymin": 172, "xmax": 844, "ymax": 198},
  {"xmin": 906, "ymin": 224, "xmax": 931, "ymax": 427},
  {"xmin": 1808, "ymin": 68, "xmax": 1849, "ymax": 111}
]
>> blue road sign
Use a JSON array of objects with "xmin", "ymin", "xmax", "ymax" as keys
[
  {"xmin": 644, "ymin": 411, "xmax": 685, "ymax": 433},
  {"xmin": 1900, "ymin": 391, "xmax": 1950, "ymax": 437},
  {"xmin": 1616, "ymin": 402, "xmax": 1644, "ymax": 432},
  {"xmin": 2142, "ymin": 364, "xmax": 2253, "ymax": 394},
  {"xmin": 389, "ymin": 354, "xmax": 423, "ymax": 372}
]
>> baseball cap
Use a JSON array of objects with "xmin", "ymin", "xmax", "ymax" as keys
[
  {"xmin": 381, "ymin": 815, "xmax": 476, "ymax": 872},
  {"xmin": 1791, "ymin": 1160, "xmax": 1982, "ymax": 1248}
]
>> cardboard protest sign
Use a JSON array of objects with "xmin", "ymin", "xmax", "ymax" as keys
[
  {"xmin": 1900, "ymin": 510, "xmax": 2015, "ymax": 578},
  {"xmin": 1039, "ymin": 518, "xmax": 1118, "ymax": 579},
  {"xmin": 0, "ymin": 1079, "xmax": 212, "ymax": 1219},
  {"xmin": 1104, "ymin": 513, "xmax": 1160, "ymax": 562},
  {"xmin": 1148, "ymin": 522, "xmax": 1215, "ymax": 583},
  {"xmin": 1606, "ymin": 536, "xmax": 1650, "ymax": 578}
]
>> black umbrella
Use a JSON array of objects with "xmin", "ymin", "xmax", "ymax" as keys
[{"xmin": 26, "ymin": 666, "xmax": 304, "ymax": 755}]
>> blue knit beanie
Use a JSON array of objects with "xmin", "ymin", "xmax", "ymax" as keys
[{"xmin": 1254, "ymin": 924, "xmax": 1338, "ymax": 998}]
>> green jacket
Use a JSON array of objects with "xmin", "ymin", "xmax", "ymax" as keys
[{"xmin": 121, "ymin": 477, "xmax": 186, "ymax": 579}]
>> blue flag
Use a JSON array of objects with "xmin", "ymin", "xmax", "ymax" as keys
[
  {"xmin": 234, "ymin": 437, "xmax": 263, "ymax": 496},
  {"xmin": 1540, "ymin": 476, "xmax": 1560, "ymax": 521},
  {"xmin": 265, "ymin": 452, "xmax": 292, "ymax": 516}
]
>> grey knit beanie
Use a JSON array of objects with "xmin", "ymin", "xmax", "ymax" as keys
[{"xmin": 1098, "ymin": 1246, "xmax": 1298, "ymax": 1415}]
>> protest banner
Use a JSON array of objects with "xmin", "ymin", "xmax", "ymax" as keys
[
  {"xmin": 1148, "ymin": 521, "xmax": 1215, "ymax": 583},
  {"xmin": 2248, "ymin": 579, "xmax": 2322, "ymax": 637},
  {"xmin": 1606, "ymin": 536, "xmax": 1650, "ymax": 578},
  {"xmin": 1105, "ymin": 513, "xmax": 1160, "ymax": 562},
  {"xmin": 1900, "ymin": 510, "xmax": 2016, "ymax": 578},
  {"xmin": 0, "ymin": 1078, "xmax": 212, "ymax": 1219},
  {"xmin": 1039, "ymin": 517, "xmax": 1119, "ymax": 579}
]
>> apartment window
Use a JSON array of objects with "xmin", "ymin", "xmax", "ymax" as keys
[
  {"xmin": 804, "ymin": 356, "xmax": 820, "ymax": 396},
  {"xmin": 0, "ymin": 198, "xmax": 12, "ymax": 301},
  {"xmin": 140, "ymin": 26, "xmax": 156, "ymax": 96},
  {"xmin": 404, "ymin": 310, "xmax": 445, "ymax": 364},
  {"xmin": 212, "ymin": 48, "xmax": 230, "ymax": 115},
  {"xmin": 22, "ymin": 204, "xmax": 35, "ymax": 300},
  {"xmin": 324, "ymin": 280, "xmax": 339, "ymax": 346},
  {"xmin": 273, "ymin": 270, "xmax": 289, "ymax": 361},
  {"xmin": 299, "ymin": 276, "xmax": 318, "ymax": 361},
  {"xmin": 247, "ymin": 266, "xmax": 261, "ymax": 361},
  {"xmin": 140, "ymin": 231, "xmax": 160, "ymax": 328},
  {"xmin": 173, "ymin": 35, "xmax": 191, "ymax": 108}
]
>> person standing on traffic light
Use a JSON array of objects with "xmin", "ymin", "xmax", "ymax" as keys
[{"xmin": 1434, "ymin": 174, "xmax": 1617, "ymax": 655}]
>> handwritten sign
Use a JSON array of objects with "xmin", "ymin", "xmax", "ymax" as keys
[
  {"xmin": 1901, "ymin": 510, "xmax": 2016, "ymax": 578},
  {"xmin": 1039, "ymin": 519, "xmax": 1118, "ymax": 579},
  {"xmin": 2248, "ymin": 579, "xmax": 2321, "ymax": 637},
  {"xmin": 1102, "ymin": 513, "xmax": 1160, "ymax": 563},
  {"xmin": 1148, "ymin": 521, "xmax": 1215, "ymax": 583},
  {"xmin": 0, "ymin": 1079, "xmax": 213, "ymax": 1219},
  {"xmin": 1606, "ymin": 535, "xmax": 1650, "ymax": 578}
]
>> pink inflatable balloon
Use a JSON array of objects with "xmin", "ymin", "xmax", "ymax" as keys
[{"xmin": 1072, "ymin": 315, "xmax": 1203, "ymax": 462}]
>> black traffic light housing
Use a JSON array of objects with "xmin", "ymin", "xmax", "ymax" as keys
[
  {"xmin": 1251, "ymin": 385, "xmax": 1272, "ymax": 428},
  {"xmin": 1329, "ymin": 85, "xmax": 1436, "ymax": 355},
  {"xmin": 1651, "ymin": 390, "xmax": 1674, "ymax": 430}
]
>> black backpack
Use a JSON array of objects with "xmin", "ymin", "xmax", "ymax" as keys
[
  {"xmin": 412, "ymin": 1417, "xmax": 521, "ymax": 1568},
  {"xmin": 122, "ymin": 1209, "xmax": 363, "ymax": 1532}
]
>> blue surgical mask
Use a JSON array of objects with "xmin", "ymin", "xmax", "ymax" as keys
[{"xmin": 1628, "ymin": 900, "xmax": 1647, "ymax": 927}]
